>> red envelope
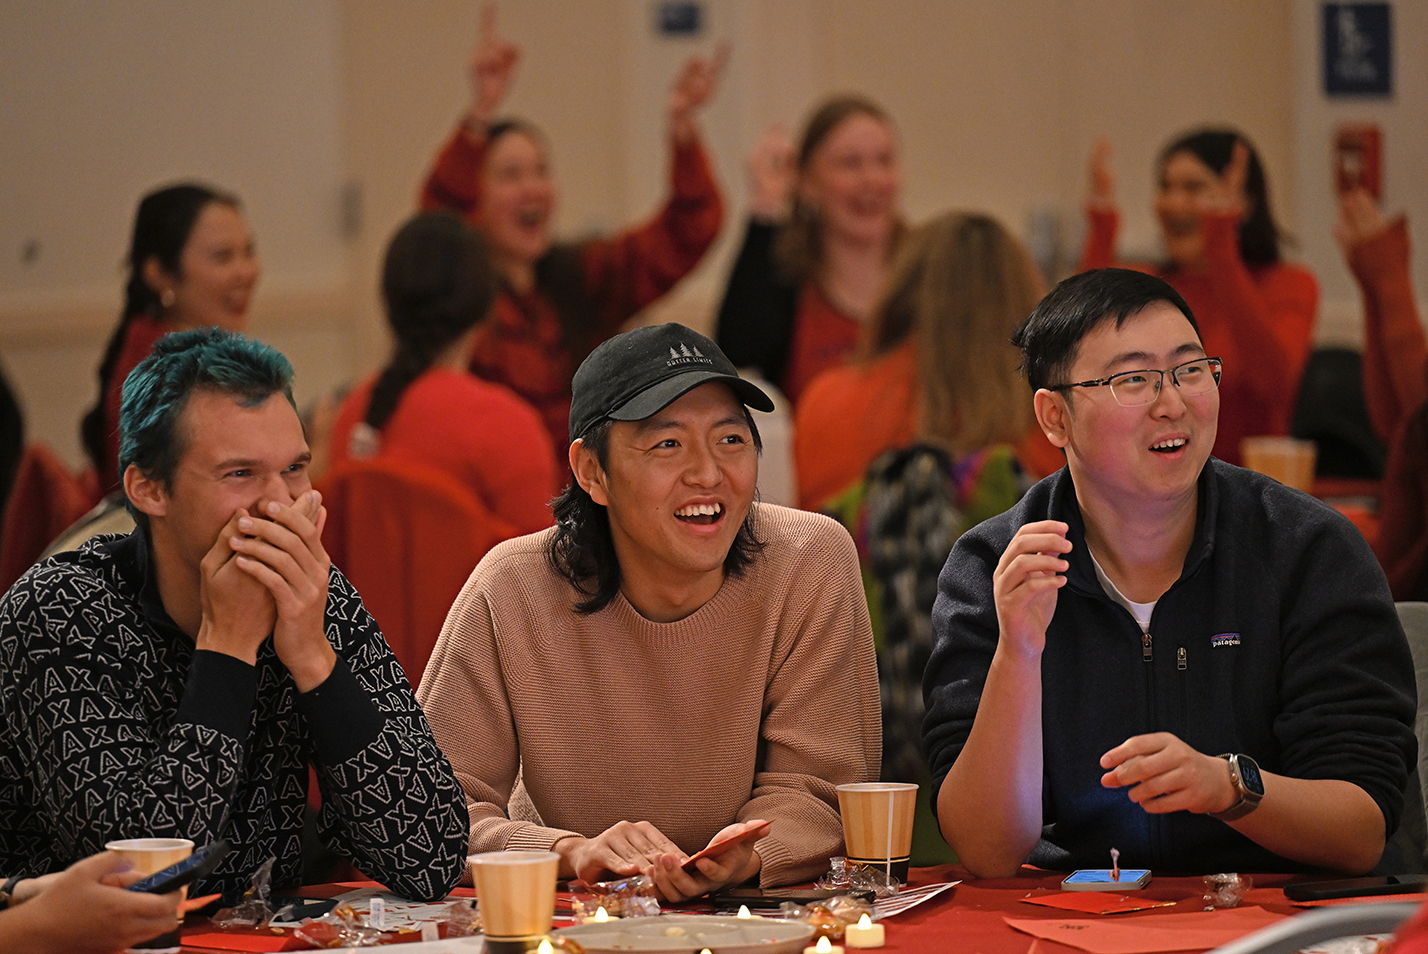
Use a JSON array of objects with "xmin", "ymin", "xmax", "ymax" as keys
[{"xmin": 1022, "ymin": 890, "xmax": 1179, "ymax": 915}]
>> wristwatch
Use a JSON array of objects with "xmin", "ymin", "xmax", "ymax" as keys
[
  {"xmin": 0, "ymin": 874, "xmax": 22, "ymax": 910},
  {"xmin": 1209, "ymin": 753, "xmax": 1264, "ymax": 821}
]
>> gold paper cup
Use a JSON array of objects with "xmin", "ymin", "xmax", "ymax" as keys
[
  {"xmin": 470, "ymin": 850, "xmax": 560, "ymax": 939},
  {"xmin": 836, "ymin": 782, "xmax": 917, "ymax": 882},
  {"xmin": 104, "ymin": 838, "xmax": 194, "ymax": 953}
]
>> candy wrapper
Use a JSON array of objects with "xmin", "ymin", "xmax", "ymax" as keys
[
  {"xmin": 1203, "ymin": 872, "xmax": 1253, "ymax": 909},
  {"xmin": 443, "ymin": 898, "xmax": 481, "ymax": 937},
  {"xmin": 769, "ymin": 895, "xmax": 875, "ymax": 940},
  {"xmin": 292, "ymin": 902, "xmax": 387, "ymax": 948},
  {"xmin": 817, "ymin": 856, "xmax": 900, "ymax": 897},
  {"xmin": 569, "ymin": 874, "xmax": 661, "ymax": 920},
  {"xmin": 210, "ymin": 856, "xmax": 277, "ymax": 928}
]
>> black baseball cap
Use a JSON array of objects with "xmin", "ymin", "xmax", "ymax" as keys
[{"xmin": 568, "ymin": 323, "xmax": 774, "ymax": 442}]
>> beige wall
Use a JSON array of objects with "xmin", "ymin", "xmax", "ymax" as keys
[{"xmin": 2, "ymin": 0, "xmax": 1422, "ymax": 470}]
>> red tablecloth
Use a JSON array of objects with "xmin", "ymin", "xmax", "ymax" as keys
[{"xmin": 178, "ymin": 867, "xmax": 1415, "ymax": 954}]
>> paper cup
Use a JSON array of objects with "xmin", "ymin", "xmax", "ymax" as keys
[
  {"xmin": 1240, "ymin": 436, "xmax": 1317, "ymax": 492},
  {"xmin": 470, "ymin": 850, "xmax": 559, "ymax": 941},
  {"xmin": 836, "ymin": 782, "xmax": 918, "ymax": 882},
  {"xmin": 104, "ymin": 838, "xmax": 193, "ymax": 954}
]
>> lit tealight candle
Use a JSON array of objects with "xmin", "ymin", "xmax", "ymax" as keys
[
  {"xmin": 593, "ymin": 905, "xmax": 615, "ymax": 922},
  {"xmin": 804, "ymin": 936, "xmax": 844, "ymax": 954},
  {"xmin": 737, "ymin": 904, "xmax": 752, "ymax": 919},
  {"xmin": 538, "ymin": 941, "xmax": 554, "ymax": 954},
  {"xmin": 845, "ymin": 913, "xmax": 885, "ymax": 948}
]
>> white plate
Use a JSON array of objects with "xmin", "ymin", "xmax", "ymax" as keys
[{"xmin": 553, "ymin": 914, "xmax": 815, "ymax": 952}]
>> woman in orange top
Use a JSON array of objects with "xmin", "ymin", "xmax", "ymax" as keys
[
  {"xmin": 717, "ymin": 95, "xmax": 905, "ymax": 403},
  {"xmin": 1079, "ymin": 129, "xmax": 1318, "ymax": 465},
  {"xmin": 794, "ymin": 211, "xmax": 1055, "ymax": 512}
]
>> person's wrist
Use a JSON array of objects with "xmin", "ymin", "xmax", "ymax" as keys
[
  {"xmin": 552, "ymin": 835, "xmax": 585, "ymax": 879},
  {"xmin": 284, "ymin": 639, "xmax": 336, "ymax": 694},
  {"xmin": 195, "ymin": 622, "xmax": 259, "ymax": 666}
]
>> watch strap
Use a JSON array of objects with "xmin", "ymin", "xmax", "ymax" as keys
[
  {"xmin": 1209, "ymin": 753, "xmax": 1263, "ymax": 821},
  {"xmin": 0, "ymin": 874, "xmax": 23, "ymax": 910}
]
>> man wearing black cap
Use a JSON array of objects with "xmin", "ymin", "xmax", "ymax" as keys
[{"xmin": 418, "ymin": 323, "xmax": 881, "ymax": 902}]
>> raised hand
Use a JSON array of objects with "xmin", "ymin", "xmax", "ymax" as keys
[
  {"xmin": 1088, "ymin": 136, "xmax": 1116, "ymax": 211},
  {"xmin": 1334, "ymin": 186, "xmax": 1389, "ymax": 252},
  {"xmin": 747, "ymin": 125, "xmax": 796, "ymax": 221},
  {"xmin": 467, "ymin": 3, "xmax": 520, "ymax": 128},
  {"xmin": 1200, "ymin": 139, "xmax": 1250, "ymax": 220},
  {"xmin": 1099, "ymin": 732, "xmax": 1236, "ymax": 815},
  {"xmin": 554, "ymin": 820, "xmax": 687, "ymax": 884},
  {"xmin": 228, "ymin": 490, "xmax": 335, "ymax": 692},
  {"xmin": 644, "ymin": 819, "xmax": 765, "ymax": 903},
  {"xmin": 668, "ymin": 41, "xmax": 730, "ymax": 143},
  {"xmin": 992, "ymin": 520, "xmax": 1071, "ymax": 659}
]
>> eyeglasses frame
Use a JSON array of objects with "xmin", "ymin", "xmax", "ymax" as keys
[{"xmin": 1047, "ymin": 356, "xmax": 1223, "ymax": 407}]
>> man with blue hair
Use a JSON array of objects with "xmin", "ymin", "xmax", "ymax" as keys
[{"xmin": 0, "ymin": 329, "xmax": 468, "ymax": 902}]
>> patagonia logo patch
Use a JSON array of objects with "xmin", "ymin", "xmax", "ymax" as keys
[{"xmin": 1210, "ymin": 633, "xmax": 1241, "ymax": 648}]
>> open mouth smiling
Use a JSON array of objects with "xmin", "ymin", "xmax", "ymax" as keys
[
  {"xmin": 675, "ymin": 502, "xmax": 724, "ymax": 525},
  {"xmin": 1150, "ymin": 437, "xmax": 1187, "ymax": 453}
]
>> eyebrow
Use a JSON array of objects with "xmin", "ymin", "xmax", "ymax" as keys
[
  {"xmin": 211, "ymin": 450, "xmax": 312, "ymax": 471},
  {"xmin": 632, "ymin": 413, "xmax": 749, "ymax": 435},
  {"xmin": 1099, "ymin": 343, "xmax": 1206, "ymax": 372}
]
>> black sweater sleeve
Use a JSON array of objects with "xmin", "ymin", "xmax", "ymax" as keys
[{"xmin": 715, "ymin": 219, "xmax": 800, "ymax": 387}]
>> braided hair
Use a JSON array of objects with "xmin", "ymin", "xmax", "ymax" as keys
[{"xmin": 82, "ymin": 183, "xmax": 238, "ymax": 475}]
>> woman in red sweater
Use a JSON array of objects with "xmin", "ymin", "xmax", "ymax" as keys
[
  {"xmin": 1080, "ymin": 130, "xmax": 1318, "ymax": 465},
  {"xmin": 81, "ymin": 183, "xmax": 259, "ymax": 492},
  {"xmin": 419, "ymin": 8, "xmax": 725, "ymax": 458},
  {"xmin": 330, "ymin": 212, "xmax": 557, "ymax": 536}
]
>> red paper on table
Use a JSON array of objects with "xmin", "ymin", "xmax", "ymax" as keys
[
  {"xmin": 180, "ymin": 932, "xmax": 297, "ymax": 953},
  {"xmin": 1021, "ymin": 890, "xmax": 1178, "ymax": 915},
  {"xmin": 1004, "ymin": 905, "xmax": 1286, "ymax": 953}
]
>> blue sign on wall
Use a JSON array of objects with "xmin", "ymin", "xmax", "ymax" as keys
[{"xmin": 1323, "ymin": 3, "xmax": 1393, "ymax": 97}]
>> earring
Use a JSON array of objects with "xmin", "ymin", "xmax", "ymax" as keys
[{"xmin": 160, "ymin": 288, "xmax": 175, "ymax": 309}]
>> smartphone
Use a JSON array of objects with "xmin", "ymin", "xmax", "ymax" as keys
[
  {"xmin": 681, "ymin": 822, "xmax": 771, "ymax": 872},
  {"xmin": 126, "ymin": 839, "xmax": 231, "ymax": 894},
  {"xmin": 1335, "ymin": 123, "xmax": 1382, "ymax": 200},
  {"xmin": 1284, "ymin": 875, "xmax": 1428, "ymax": 901},
  {"xmin": 1061, "ymin": 868, "xmax": 1151, "ymax": 891},
  {"xmin": 711, "ymin": 887, "xmax": 876, "ymax": 911}
]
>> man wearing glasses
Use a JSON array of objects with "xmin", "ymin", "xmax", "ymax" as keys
[{"xmin": 923, "ymin": 268, "xmax": 1416, "ymax": 878}]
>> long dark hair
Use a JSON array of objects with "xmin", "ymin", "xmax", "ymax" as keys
[
  {"xmin": 547, "ymin": 416, "xmax": 765, "ymax": 614},
  {"xmin": 366, "ymin": 212, "xmax": 497, "ymax": 431},
  {"xmin": 1160, "ymin": 128, "xmax": 1282, "ymax": 267},
  {"xmin": 81, "ymin": 182, "xmax": 239, "ymax": 476},
  {"xmin": 485, "ymin": 120, "xmax": 599, "ymax": 366}
]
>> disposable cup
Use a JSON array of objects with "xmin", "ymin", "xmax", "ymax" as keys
[
  {"xmin": 470, "ymin": 850, "xmax": 559, "ymax": 942},
  {"xmin": 104, "ymin": 838, "xmax": 193, "ymax": 954},
  {"xmin": 1240, "ymin": 436, "xmax": 1317, "ymax": 492},
  {"xmin": 836, "ymin": 782, "xmax": 918, "ymax": 882}
]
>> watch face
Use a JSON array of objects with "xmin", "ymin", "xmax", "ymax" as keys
[{"xmin": 1238, "ymin": 756, "xmax": 1265, "ymax": 796}]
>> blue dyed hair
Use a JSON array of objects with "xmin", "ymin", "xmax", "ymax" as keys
[{"xmin": 119, "ymin": 328, "xmax": 295, "ymax": 499}]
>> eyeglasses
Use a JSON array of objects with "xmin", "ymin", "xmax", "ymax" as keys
[{"xmin": 1049, "ymin": 357, "xmax": 1222, "ymax": 407}]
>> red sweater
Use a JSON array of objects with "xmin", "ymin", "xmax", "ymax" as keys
[
  {"xmin": 1350, "ymin": 218, "xmax": 1428, "ymax": 599},
  {"xmin": 420, "ymin": 125, "xmax": 723, "ymax": 452},
  {"xmin": 329, "ymin": 368, "xmax": 558, "ymax": 536},
  {"xmin": 98, "ymin": 314, "xmax": 170, "ymax": 491},
  {"xmin": 1081, "ymin": 208, "xmax": 1319, "ymax": 466}
]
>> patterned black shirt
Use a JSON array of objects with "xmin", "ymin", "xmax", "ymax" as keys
[{"xmin": 0, "ymin": 530, "xmax": 469, "ymax": 901}]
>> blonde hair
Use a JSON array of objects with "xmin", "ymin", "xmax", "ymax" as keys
[{"xmin": 863, "ymin": 212, "xmax": 1046, "ymax": 456}]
